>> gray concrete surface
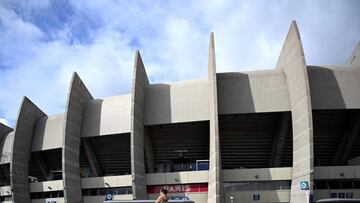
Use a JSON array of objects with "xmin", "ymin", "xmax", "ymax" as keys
[
  {"xmin": 276, "ymin": 21, "xmax": 314, "ymax": 203},
  {"xmin": 11, "ymin": 97, "xmax": 46, "ymax": 203},
  {"xmin": 62, "ymin": 72, "xmax": 93, "ymax": 203},
  {"xmin": 131, "ymin": 51, "xmax": 149, "ymax": 200},
  {"xmin": 207, "ymin": 32, "xmax": 223, "ymax": 203},
  {"xmin": 32, "ymin": 113, "xmax": 64, "ymax": 151}
]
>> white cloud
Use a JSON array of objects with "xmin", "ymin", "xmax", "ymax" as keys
[
  {"xmin": 0, "ymin": 0, "xmax": 359, "ymax": 126},
  {"xmin": 0, "ymin": 118, "xmax": 10, "ymax": 126}
]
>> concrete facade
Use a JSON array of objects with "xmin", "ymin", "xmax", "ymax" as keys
[{"xmin": 1, "ymin": 21, "xmax": 360, "ymax": 203}]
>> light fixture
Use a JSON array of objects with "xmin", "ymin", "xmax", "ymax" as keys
[
  {"xmin": 48, "ymin": 186, "xmax": 52, "ymax": 190},
  {"xmin": 105, "ymin": 182, "xmax": 110, "ymax": 187}
]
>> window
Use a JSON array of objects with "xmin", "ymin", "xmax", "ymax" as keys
[
  {"xmin": 353, "ymin": 181, "xmax": 360, "ymax": 189},
  {"xmin": 82, "ymin": 187, "xmax": 132, "ymax": 196},
  {"xmin": 314, "ymin": 181, "xmax": 328, "ymax": 189},
  {"xmin": 30, "ymin": 191, "xmax": 64, "ymax": 199},
  {"xmin": 196, "ymin": 160, "xmax": 209, "ymax": 171},
  {"xmin": 341, "ymin": 181, "xmax": 353, "ymax": 189},
  {"xmin": 223, "ymin": 181, "xmax": 291, "ymax": 192},
  {"xmin": 328, "ymin": 181, "xmax": 340, "ymax": 189}
]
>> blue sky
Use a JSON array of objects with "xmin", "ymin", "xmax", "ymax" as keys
[{"xmin": 1, "ymin": 0, "xmax": 360, "ymax": 127}]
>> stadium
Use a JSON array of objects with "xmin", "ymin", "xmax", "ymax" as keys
[{"xmin": 0, "ymin": 21, "xmax": 360, "ymax": 203}]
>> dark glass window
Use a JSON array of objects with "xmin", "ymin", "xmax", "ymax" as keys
[
  {"xmin": 328, "ymin": 181, "xmax": 341, "ymax": 189},
  {"xmin": 30, "ymin": 193, "xmax": 36, "ymax": 199},
  {"xmin": 90, "ymin": 188, "xmax": 99, "ymax": 196},
  {"xmin": 341, "ymin": 180, "xmax": 353, "ymax": 189},
  {"xmin": 353, "ymin": 181, "xmax": 360, "ymax": 189},
  {"xmin": 197, "ymin": 161, "xmax": 209, "ymax": 171},
  {"xmin": 314, "ymin": 181, "xmax": 328, "ymax": 189},
  {"xmin": 99, "ymin": 188, "xmax": 108, "ymax": 195}
]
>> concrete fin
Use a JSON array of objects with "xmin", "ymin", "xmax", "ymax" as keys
[
  {"xmin": 276, "ymin": 21, "xmax": 314, "ymax": 203},
  {"xmin": 11, "ymin": 96, "xmax": 46, "ymax": 203},
  {"xmin": 348, "ymin": 42, "xmax": 360, "ymax": 65},
  {"xmin": 0, "ymin": 123, "xmax": 13, "ymax": 141},
  {"xmin": 276, "ymin": 20, "xmax": 306, "ymax": 70},
  {"xmin": 130, "ymin": 50, "xmax": 149, "ymax": 200},
  {"xmin": 63, "ymin": 72, "xmax": 93, "ymax": 203},
  {"xmin": 207, "ymin": 32, "xmax": 223, "ymax": 203}
]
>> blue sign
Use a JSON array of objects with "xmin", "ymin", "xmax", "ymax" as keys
[
  {"xmin": 105, "ymin": 192, "xmax": 113, "ymax": 201},
  {"xmin": 300, "ymin": 181, "xmax": 309, "ymax": 190}
]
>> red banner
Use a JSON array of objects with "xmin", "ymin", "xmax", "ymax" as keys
[{"xmin": 147, "ymin": 183, "xmax": 208, "ymax": 193}]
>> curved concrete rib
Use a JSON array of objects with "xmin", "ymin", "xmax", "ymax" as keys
[
  {"xmin": 130, "ymin": 50, "xmax": 149, "ymax": 200},
  {"xmin": 348, "ymin": 42, "xmax": 360, "ymax": 65},
  {"xmin": 63, "ymin": 72, "xmax": 93, "ymax": 203},
  {"xmin": 0, "ymin": 123, "xmax": 12, "ymax": 138},
  {"xmin": 10, "ymin": 97, "xmax": 46, "ymax": 202},
  {"xmin": 276, "ymin": 21, "xmax": 314, "ymax": 203},
  {"xmin": 207, "ymin": 32, "xmax": 222, "ymax": 203},
  {"xmin": 0, "ymin": 123, "xmax": 13, "ymax": 164}
]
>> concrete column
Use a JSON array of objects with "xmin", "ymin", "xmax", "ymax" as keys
[
  {"xmin": 207, "ymin": 32, "xmax": 223, "ymax": 203},
  {"xmin": 130, "ymin": 50, "xmax": 149, "ymax": 200},
  {"xmin": 276, "ymin": 21, "xmax": 314, "ymax": 203},
  {"xmin": 63, "ymin": 72, "xmax": 93, "ymax": 203},
  {"xmin": 348, "ymin": 42, "xmax": 360, "ymax": 65},
  {"xmin": 0, "ymin": 123, "xmax": 12, "ymax": 139},
  {"xmin": 10, "ymin": 97, "xmax": 46, "ymax": 203}
]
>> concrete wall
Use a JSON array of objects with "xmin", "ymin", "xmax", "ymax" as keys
[
  {"xmin": 83, "ymin": 195, "xmax": 132, "ymax": 203},
  {"xmin": 224, "ymin": 190, "xmax": 290, "ymax": 203},
  {"xmin": 81, "ymin": 175, "xmax": 132, "ymax": 188},
  {"xmin": 62, "ymin": 72, "xmax": 93, "ymax": 203},
  {"xmin": 223, "ymin": 168, "xmax": 292, "ymax": 182},
  {"xmin": 130, "ymin": 51, "xmax": 149, "ymax": 199},
  {"xmin": 30, "ymin": 180, "xmax": 64, "ymax": 192},
  {"xmin": 0, "ymin": 132, "xmax": 13, "ymax": 164},
  {"xmin": 145, "ymin": 79, "xmax": 209, "ymax": 125},
  {"xmin": 275, "ymin": 21, "xmax": 314, "ymax": 203},
  {"xmin": 31, "ymin": 198, "xmax": 65, "ymax": 203},
  {"xmin": 11, "ymin": 97, "xmax": 46, "ymax": 203},
  {"xmin": 217, "ymin": 70, "xmax": 290, "ymax": 114},
  {"xmin": 207, "ymin": 33, "xmax": 222, "ymax": 203},
  {"xmin": 308, "ymin": 65, "xmax": 360, "ymax": 109},
  {"xmin": 314, "ymin": 165, "xmax": 360, "ymax": 179},
  {"xmin": 32, "ymin": 114, "xmax": 64, "ymax": 151},
  {"xmin": 82, "ymin": 95, "xmax": 132, "ymax": 137},
  {"xmin": 146, "ymin": 171, "xmax": 209, "ymax": 185},
  {"xmin": 0, "ymin": 123, "xmax": 12, "ymax": 140}
]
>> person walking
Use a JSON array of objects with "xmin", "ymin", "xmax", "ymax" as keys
[{"xmin": 155, "ymin": 188, "xmax": 169, "ymax": 203}]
